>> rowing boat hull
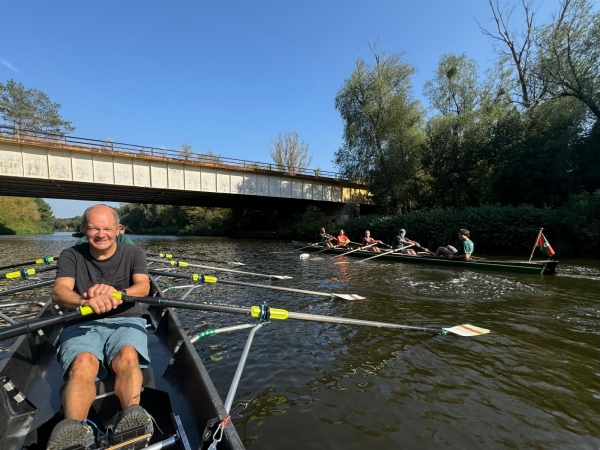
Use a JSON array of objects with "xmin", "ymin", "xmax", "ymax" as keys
[
  {"xmin": 293, "ymin": 242, "xmax": 558, "ymax": 275},
  {"xmin": 0, "ymin": 278, "xmax": 245, "ymax": 449}
]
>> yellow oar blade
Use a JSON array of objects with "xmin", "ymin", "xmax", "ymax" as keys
[{"xmin": 443, "ymin": 324, "xmax": 490, "ymax": 337}]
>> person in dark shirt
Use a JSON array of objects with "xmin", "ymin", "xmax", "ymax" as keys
[
  {"xmin": 47, "ymin": 205, "xmax": 152, "ymax": 450},
  {"xmin": 319, "ymin": 227, "xmax": 335, "ymax": 247},
  {"xmin": 391, "ymin": 229, "xmax": 418, "ymax": 255},
  {"xmin": 435, "ymin": 229, "xmax": 474, "ymax": 260}
]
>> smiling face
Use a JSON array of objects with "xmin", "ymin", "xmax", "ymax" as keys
[{"xmin": 84, "ymin": 205, "xmax": 118, "ymax": 253}]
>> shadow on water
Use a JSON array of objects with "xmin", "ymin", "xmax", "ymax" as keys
[{"xmin": 1, "ymin": 233, "xmax": 599, "ymax": 449}]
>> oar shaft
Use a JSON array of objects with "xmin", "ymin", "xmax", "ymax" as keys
[
  {"xmin": 286, "ymin": 311, "xmax": 440, "ymax": 332},
  {"xmin": 148, "ymin": 253, "xmax": 242, "ymax": 265},
  {"xmin": 0, "ymin": 310, "xmax": 80, "ymax": 341},
  {"xmin": 121, "ymin": 296, "xmax": 440, "ymax": 333},
  {"xmin": 217, "ymin": 279, "xmax": 333, "ymax": 298},
  {"xmin": 0, "ymin": 280, "xmax": 55, "ymax": 296},
  {"xmin": 331, "ymin": 243, "xmax": 375, "ymax": 259},
  {"xmin": 147, "ymin": 259, "xmax": 285, "ymax": 279},
  {"xmin": 0, "ymin": 256, "xmax": 57, "ymax": 271},
  {"xmin": 147, "ymin": 269, "xmax": 333, "ymax": 298}
]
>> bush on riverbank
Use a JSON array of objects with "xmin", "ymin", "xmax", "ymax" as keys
[
  {"xmin": 340, "ymin": 190, "xmax": 600, "ymax": 256},
  {"xmin": 0, "ymin": 197, "xmax": 54, "ymax": 235}
]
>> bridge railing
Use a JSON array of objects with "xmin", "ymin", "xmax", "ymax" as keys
[{"xmin": 0, "ymin": 125, "xmax": 351, "ymax": 181}]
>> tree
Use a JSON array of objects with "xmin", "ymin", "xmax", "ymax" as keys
[
  {"xmin": 535, "ymin": 0, "xmax": 600, "ymax": 119},
  {"xmin": 269, "ymin": 132, "xmax": 312, "ymax": 175},
  {"xmin": 478, "ymin": 0, "xmax": 548, "ymax": 110},
  {"xmin": 422, "ymin": 54, "xmax": 513, "ymax": 207},
  {"xmin": 178, "ymin": 143, "xmax": 194, "ymax": 161},
  {"xmin": 333, "ymin": 40, "xmax": 426, "ymax": 213},
  {"xmin": 0, "ymin": 79, "xmax": 75, "ymax": 136}
]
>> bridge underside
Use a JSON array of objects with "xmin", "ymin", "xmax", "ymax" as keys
[{"xmin": 0, "ymin": 176, "xmax": 376, "ymax": 214}]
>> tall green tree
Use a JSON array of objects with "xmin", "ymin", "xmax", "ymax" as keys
[
  {"xmin": 535, "ymin": 0, "xmax": 600, "ymax": 120},
  {"xmin": 422, "ymin": 54, "xmax": 512, "ymax": 207},
  {"xmin": 0, "ymin": 79, "xmax": 75, "ymax": 136},
  {"xmin": 334, "ymin": 41, "xmax": 426, "ymax": 213}
]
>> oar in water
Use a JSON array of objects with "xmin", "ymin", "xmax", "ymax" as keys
[
  {"xmin": 149, "ymin": 253, "xmax": 245, "ymax": 266},
  {"xmin": 330, "ymin": 243, "xmax": 376, "ymax": 260},
  {"xmin": 147, "ymin": 269, "xmax": 366, "ymax": 300},
  {"xmin": 355, "ymin": 248, "xmax": 399, "ymax": 262},
  {"xmin": 0, "ymin": 256, "xmax": 58, "ymax": 271},
  {"xmin": 147, "ymin": 258, "xmax": 293, "ymax": 280},
  {"xmin": 112, "ymin": 293, "xmax": 490, "ymax": 337},
  {"xmin": 2, "ymin": 265, "xmax": 58, "ymax": 280},
  {"xmin": 0, "ymin": 280, "xmax": 55, "ymax": 296}
]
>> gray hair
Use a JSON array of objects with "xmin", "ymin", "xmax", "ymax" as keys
[{"xmin": 81, "ymin": 204, "xmax": 120, "ymax": 228}]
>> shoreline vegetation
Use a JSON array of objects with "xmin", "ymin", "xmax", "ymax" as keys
[{"xmin": 1, "ymin": 194, "xmax": 598, "ymax": 257}]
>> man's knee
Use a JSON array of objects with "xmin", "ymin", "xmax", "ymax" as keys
[
  {"xmin": 68, "ymin": 352, "xmax": 99, "ymax": 381},
  {"xmin": 112, "ymin": 345, "xmax": 140, "ymax": 372}
]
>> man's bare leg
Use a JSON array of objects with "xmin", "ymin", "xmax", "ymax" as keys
[
  {"xmin": 112, "ymin": 345, "xmax": 143, "ymax": 409},
  {"xmin": 63, "ymin": 352, "xmax": 100, "ymax": 420}
]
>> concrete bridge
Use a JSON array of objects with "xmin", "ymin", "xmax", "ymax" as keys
[{"xmin": 0, "ymin": 128, "xmax": 371, "ymax": 221}]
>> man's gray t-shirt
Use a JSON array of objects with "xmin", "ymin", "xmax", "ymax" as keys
[{"xmin": 56, "ymin": 243, "xmax": 148, "ymax": 319}]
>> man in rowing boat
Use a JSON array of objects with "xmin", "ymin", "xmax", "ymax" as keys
[
  {"xmin": 362, "ymin": 230, "xmax": 383, "ymax": 252},
  {"xmin": 48, "ymin": 204, "xmax": 153, "ymax": 450},
  {"xmin": 391, "ymin": 229, "xmax": 418, "ymax": 255},
  {"xmin": 435, "ymin": 228, "xmax": 474, "ymax": 260},
  {"xmin": 319, "ymin": 227, "xmax": 335, "ymax": 248}
]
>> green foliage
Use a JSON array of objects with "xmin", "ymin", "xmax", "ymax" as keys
[
  {"xmin": 0, "ymin": 79, "xmax": 74, "ymax": 135},
  {"xmin": 119, "ymin": 203, "xmax": 233, "ymax": 235},
  {"xmin": 54, "ymin": 215, "xmax": 82, "ymax": 231},
  {"xmin": 285, "ymin": 206, "xmax": 328, "ymax": 241},
  {"xmin": 0, "ymin": 196, "xmax": 54, "ymax": 234},
  {"xmin": 334, "ymin": 42, "xmax": 426, "ymax": 213}
]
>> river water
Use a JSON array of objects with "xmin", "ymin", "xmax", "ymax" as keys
[{"xmin": 0, "ymin": 232, "xmax": 598, "ymax": 449}]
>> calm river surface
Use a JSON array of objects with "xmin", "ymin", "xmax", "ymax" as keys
[{"xmin": 0, "ymin": 232, "xmax": 599, "ymax": 449}]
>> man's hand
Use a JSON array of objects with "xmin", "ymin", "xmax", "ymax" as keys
[{"xmin": 82, "ymin": 284, "xmax": 121, "ymax": 314}]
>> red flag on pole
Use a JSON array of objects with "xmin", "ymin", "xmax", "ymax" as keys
[{"xmin": 536, "ymin": 233, "xmax": 555, "ymax": 257}]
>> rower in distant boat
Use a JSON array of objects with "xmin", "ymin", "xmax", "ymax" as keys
[
  {"xmin": 362, "ymin": 230, "xmax": 383, "ymax": 252},
  {"xmin": 337, "ymin": 229, "xmax": 351, "ymax": 248},
  {"xmin": 319, "ymin": 228, "xmax": 336, "ymax": 248},
  {"xmin": 48, "ymin": 204, "xmax": 153, "ymax": 450},
  {"xmin": 435, "ymin": 228, "xmax": 474, "ymax": 260},
  {"xmin": 391, "ymin": 229, "xmax": 418, "ymax": 255}
]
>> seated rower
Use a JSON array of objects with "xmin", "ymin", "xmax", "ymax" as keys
[
  {"xmin": 391, "ymin": 228, "xmax": 418, "ymax": 255},
  {"xmin": 319, "ymin": 227, "xmax": 335, "ymax": 248},
  {"xmin": 362, "ymin": 230, "xmax": 383, "ymax": 252},
  {"xmin": 337, "ymin": 229, "xmax": 351, "ymax": 248},
  {"xmin": 435, "ymin": 228, "xmax": 474, "ymax": 260}
]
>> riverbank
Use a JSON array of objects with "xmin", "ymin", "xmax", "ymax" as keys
[{"xmin": 0, "ymin": 197, "xmax": 54, "ymax": 235}]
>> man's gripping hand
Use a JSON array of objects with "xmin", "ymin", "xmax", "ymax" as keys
[{"xmin": 82, "ymin": 284, "xmax": 122, "ymax": 314}]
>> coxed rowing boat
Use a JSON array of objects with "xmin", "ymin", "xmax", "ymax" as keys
[
  {"xmin": 293, "ymin": 242, "xmax": 558, "ymax": 275},
  {"xmin": 0, "ymin": 277, "xmax": 245, "ymax": 450}
]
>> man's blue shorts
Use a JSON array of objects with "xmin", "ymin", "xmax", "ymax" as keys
[{"xmin": 58, "ymin": 317, "xmax": 150, "ymax": 381}]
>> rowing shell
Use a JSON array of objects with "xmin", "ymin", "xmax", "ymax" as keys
[{"xmin": 293, "ymin": 242, "xmax": 559, "ymax": 275}]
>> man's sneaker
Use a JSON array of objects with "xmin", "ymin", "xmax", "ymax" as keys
[
  {"xmin": 46, "ymin": 419, "xmax": 95, "ymax": 450},
  {"xmin": 111, "ymin": 404, "xmax": 154, "ymax": 448}
]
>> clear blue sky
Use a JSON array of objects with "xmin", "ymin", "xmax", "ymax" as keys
[{"xmin": 1, "ymin": 0, "xmax": 558, "ymax": 218}]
